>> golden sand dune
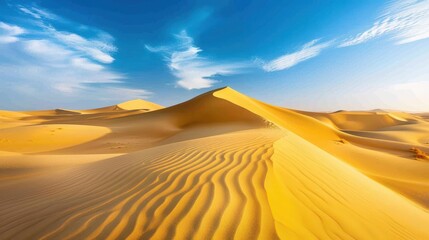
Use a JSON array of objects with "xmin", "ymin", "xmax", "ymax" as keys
[
  {"xmin": 0, "ymin": 110, "xmax": 30, "ymax": 118},
  {"xmin": 116, "ymin": 99, "xmax": 164, "ymax": 111},
  {"xmin": 0, "ymin": 87, "xmax": 429, "ymax": 239},
  {"xmin": 80, "ymin": 99, "xmax": 164, "ymax": 114},
  {"xmin": 417, "ymin": 113, "xmax": 429, "ymax": 122},
  {"xmin": 0, "ymin": 124, "xmax": 110, "ymax": 153},
  {"xmin": 23, "ymin": 109, "xmax": 81, "ymax": 116}
]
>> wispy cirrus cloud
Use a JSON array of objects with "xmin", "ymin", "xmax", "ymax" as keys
[
  {"xmin": 257, "ymin": 0, "xmax": 429, "ymax": 72},
  {"xmin": 259, "ymin": 39, "xmax": 332, "ymax": 72},
  {"xmin": 17, "ymin": 5, "xmax": 117, "ymax": 64},
  {"xmin": 340, "ymin": 0, "xmax": 429, "ymax": 47},
  {"xmin": 0, "ymin": 4, "xmax": 152, "ymax": 109},
  {"xmin": 47, "ymin": 27, "xmax": 117, "ymax": 63},
  {"xmin": 0, "ymin": 22, "xmax": 25, "ymax": 43},
  {"xmin": 146, "ymin": 30, "xmax": 246, "ymax": 90},
  {"xmin": 18, "ymin": 5, "xmax": 58, "ymax": 20}
]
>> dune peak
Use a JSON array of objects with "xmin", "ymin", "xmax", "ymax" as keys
[{"xmin": 211, "ymin": 86, "xmax": 238, "ymax": 93}]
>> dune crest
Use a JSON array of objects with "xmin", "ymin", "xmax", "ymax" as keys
[{"xmin": 1, "ymin": 87, "xmax": 429, "ymax": 239}]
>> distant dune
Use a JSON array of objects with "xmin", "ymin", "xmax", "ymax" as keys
[
  {"xmin": 80, "ymin": 99, "xmax": 164, "ymax": 114},
  {"xmin": 1, "ymin": 87, "xmax": 429, "ymax": 239}
]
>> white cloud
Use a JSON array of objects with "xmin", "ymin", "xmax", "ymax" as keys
[
  {"xmin": 24, "ymin": 39, "xmax": 73, "ymax": 60},
  {"xmin": 0, "ymin": 22, "xmax": 25, "ymax": 43},
  {"xmin": 1, "ymin": 37, "xmax": 122, "ymax": 94},
  {"xmin": 0, "ymin": 5, "xmax": 152, "ymax": 109},
  {"xmin": 261, "ymin": 39, "xmax": 332, "ymax": 72},
  {"xmin": 340, "ymin": 0, "xmax": 429, "ymax": 47},
  {"xmin": 146, "ymin": 30, "xmax": 245, "ymax": 90},
  {"xmin": 71, "ymin": 57, "xmax": 104, "ymax": 71}
]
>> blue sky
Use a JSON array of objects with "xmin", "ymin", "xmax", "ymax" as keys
[{"xmin": 1, "ymin": 0, "xmax": 428, "ymax": 111}]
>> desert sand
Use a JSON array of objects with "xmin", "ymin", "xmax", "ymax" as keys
[{"xmin": 0, "ymin": 87, "xmax": 429, "ymax": 239}]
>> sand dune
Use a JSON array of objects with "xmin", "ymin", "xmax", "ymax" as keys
[
  {"xmin": 80, "ymin": 99, "xmax": 164, "ymax": 114},
  {"xmin": 417, "ymin": 112, "xmax": 429, "ymax": 122},
  {"xmin": 23, "ymin": 109, "xmax": 81, "ymax": 116},
  {"xmin": 0, "ymin": 87, "xmax": 428, "ymax": 239}
]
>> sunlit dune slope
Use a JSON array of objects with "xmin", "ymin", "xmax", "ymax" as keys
[
  {"xmin": 214, "ymin": 88, "xmax": 429, "ymax": 209},
  {"xmin": 0, "ymin": 87, "xmax": 429, "ymax": 239},
  {"xmin": 0, "ymin": 124, "xmax": 110, "ymax": 153}
]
